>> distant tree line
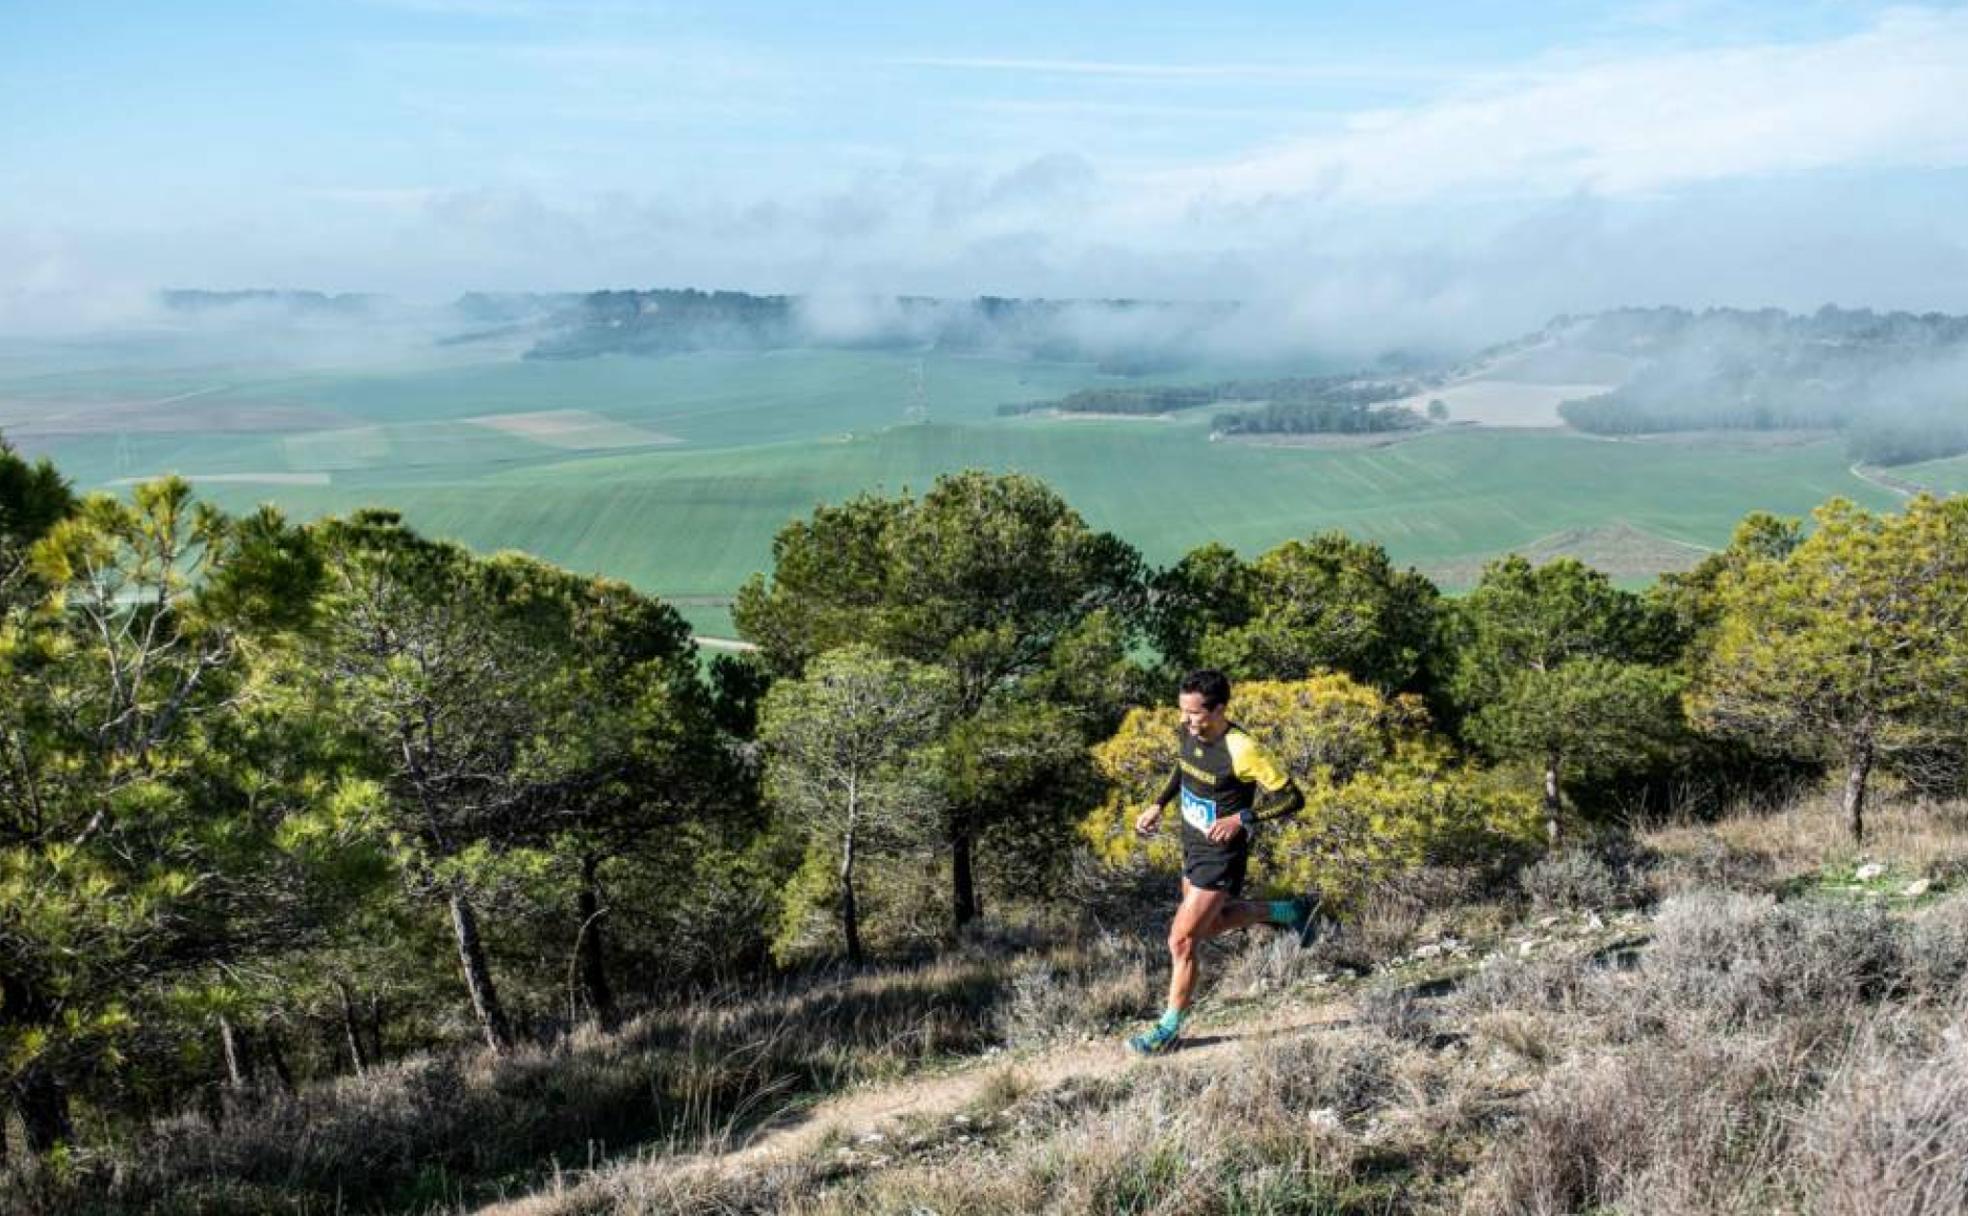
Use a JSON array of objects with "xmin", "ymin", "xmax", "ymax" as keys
[
  {"xmin": 1552, "ymin": 305, "xmax": 1968, "ymax": 465},
  {"xmin": 159, "ymin": 290, "xmax": 380, "ymax": 318},
  {"xmin": 1211, "ymin": 398, "xmax": 1424, "ymax": 435},
  {"xmin": 998, "ymin": 375, "xmax": 1426, "ymax": 435},
  {"xmin": 523, "ymin": 289, "xmax": 1235, "ymax": 364},
  {"xmin": 5, "ymin": 428, "xmax": 1968, "ymax": 1187}
]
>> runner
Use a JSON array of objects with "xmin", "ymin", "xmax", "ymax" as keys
[{"xmin": 1127, "ymin": 668, "xmax": 1313, "ymax": 1055}]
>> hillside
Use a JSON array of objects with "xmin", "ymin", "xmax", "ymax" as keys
[
  {"xmin": 14, "ymin": 792, "xmax": 1963, "ymax": 1215},
  {"xmin": 482, "ymin": 793, "xmax": 1968, "ymax": 1216}
]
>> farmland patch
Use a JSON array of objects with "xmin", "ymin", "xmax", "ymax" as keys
[
  {"xmin": 110, "ymin": 471, "xmax": 332, "ymax": 487},
  {"xmin": 465, "ymin": 409, "xmax": 681, "ymax": 450}
]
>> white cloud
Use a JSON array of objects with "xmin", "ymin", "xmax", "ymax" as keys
[
  {"xmin": 889, "ymin": 56, "xmax": 1481, "ymax": 83},
  {"xmin": 1152, "ymin": 8, "xmax": 1968, "ymax": 207}
]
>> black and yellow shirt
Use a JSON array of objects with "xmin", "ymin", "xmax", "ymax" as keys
[{"xmin": 1166, "ymin": 724, "xmax": 1292, "ymax": 852}]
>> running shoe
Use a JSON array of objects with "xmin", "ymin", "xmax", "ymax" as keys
[
  {"xmin": 1286, "ymin": 895, "xmax": 1323, "ymax": 948},
  {"xmin": 1126, "ymin": 1019, "xmax": 1181, "ymax": 1055}
]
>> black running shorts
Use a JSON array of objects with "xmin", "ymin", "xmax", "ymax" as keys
[{"xmin": 1183, "ymin": 846, "xmax": 1247, "ymax": 896}]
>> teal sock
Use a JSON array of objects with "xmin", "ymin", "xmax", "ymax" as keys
[
  {"xmin": 1158, "ymin": 1007, "xmax": 1186, "ymax": 1032},
  {"xmin": 1266, "ymin": 899, "xmax": 1299, "ymax": 925}
]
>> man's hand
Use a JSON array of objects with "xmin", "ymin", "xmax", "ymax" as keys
[
  {"xmin": 1205, "ymin": 816, "xmax": 1246, "ymax": 844},
  {"xmin": 1134, "ymin": 803, "xmax": 1163, "ymax": 837}
]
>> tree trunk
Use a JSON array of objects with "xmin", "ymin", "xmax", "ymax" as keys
[
  {"xmin": 262, "ymin": 1031, "xmax": 296, "ymax": 1094},
  {"xmin": 840, "ymin": 827, "xmax": 863, "ymax": 965},
  {"xmin": 1543, "ymin": 751, "xmax": 1563, "ymax": 845},
  {"xmin": 1843, "ymin": 738, "xmax": 1874, "ymax": 844},
  {"xmin": 576, "ymin": 852, "xmax": 618, "ymax": 1030},
  {"xmin": 16, "ymin": 1064, "xmax": 72, "ymax": 1153},
  {"xmin": 367, "ymin": 996, "xmax": 386, "ymax": 1067},
  {"xmin": 448, "ymin": 889, "xmax": 514, "ymax": 1054},
  {"xmin": 218, "ymin": 1014, "xmax": 250, "ymax": 1092},
  {"xmin": 6, "ymin": 972, "xmax": 73, "ymax": 1153},
  {"xmin": 951, "ymin": 827, "xmax": 978, "ymax": 928},
  {"xmin": 337, "ymin": 980, "xmax": 371, "ymax": 1075}
]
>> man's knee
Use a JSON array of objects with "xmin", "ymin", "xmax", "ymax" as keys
[{"xmin": 1167, "ymin": 927, "xmax": 1197, "ymax": 960}]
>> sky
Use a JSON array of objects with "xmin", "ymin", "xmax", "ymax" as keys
[{"xmin": 3, "ymin": 0, "xmax": 1966, "ymax": 343}]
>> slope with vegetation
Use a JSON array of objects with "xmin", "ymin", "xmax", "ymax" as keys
[{"xmin": 4, "ymin": 427, "xmax": 1968, "ymax": 1213}]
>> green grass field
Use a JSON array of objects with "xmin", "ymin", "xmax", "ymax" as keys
[
  {"xmin": 183, "ymin": 418, "xmax": 1899, "ymax": 601},
  {"xmin": 1, "ymin": 340, "xmax": 1919, "ymax": 625},
  {"xmin": 1898, "ymin": 452, "xmax": 1968, "ymax": 495}
]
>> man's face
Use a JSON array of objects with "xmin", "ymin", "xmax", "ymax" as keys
[{"xmin": 1178, "ymin": 691, "xmax": 1228, "ymax": 743}]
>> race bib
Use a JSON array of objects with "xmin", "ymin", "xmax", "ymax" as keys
[{"xmin": 1180, "ymin": 785, "xmax": 1217, "ymax": 832}]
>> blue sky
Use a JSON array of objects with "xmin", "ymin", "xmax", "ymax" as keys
[{"xmin": 2, "ymin": 1, "xmax": 1965, "ymax": 340}]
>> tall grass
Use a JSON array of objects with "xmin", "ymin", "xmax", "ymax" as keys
[{"xmin": 3, "ymin": 955, "xmax": 1027, "ymax": 1216}]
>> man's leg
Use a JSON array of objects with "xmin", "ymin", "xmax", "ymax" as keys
[
  {"xmin": 1129, "ymin": 879, "xmax": 1217, "ymax": 1054},
  {"xmin": 1165, "ymin": 878, "xmax": 1228, "ymax": 1015},
  {"xmin": 1130, "ymin": 866, "xmax": 1273, "ymax": 1055}
]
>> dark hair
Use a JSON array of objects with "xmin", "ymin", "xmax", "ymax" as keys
[{"xmin": 1179, "ymin": 669, "xmax": 1231, "ymax": 710}]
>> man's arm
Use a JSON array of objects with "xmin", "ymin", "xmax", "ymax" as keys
[
  {"xmin": 1229, "ymin": 732, "xmax": 1303, "ymax": 822},
  {"xmin": 1207, "ymin": 770, "xmax": 1301, "ymax": 842},
  {"xmin": 1136, "ymin": 766, "xmax": 1181, "ymax": 836},
  {"xmin": 1249, "ymin": 777, "xmax": 1304, "ymax": 823}
]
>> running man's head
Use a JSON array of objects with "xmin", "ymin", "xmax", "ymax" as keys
[{"xmin": 1177, "ymin": 669, "xmax": 1232, "ymax": 742}]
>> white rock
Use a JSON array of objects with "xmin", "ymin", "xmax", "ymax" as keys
[
  {"xmin": 1904, "ymin": 878, "xmax": 1933, "ymax": 897},
  {"xmin": 1855, "ymin": 863, "xmax": 1887, "ymax": 881},
  {"xmin": 1536, "ymin": 915, "xmax": 1562, "ymax": 929},
  {"xmin": 1586, "ymin": 913, "xmax": 1606, "ymax": 930}
]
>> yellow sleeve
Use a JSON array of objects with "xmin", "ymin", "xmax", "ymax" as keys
[{"xmin": 1227, "ymin": 731, "xmax": 1290, "ymax": 791}]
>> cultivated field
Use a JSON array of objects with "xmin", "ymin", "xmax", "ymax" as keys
[
  {"xmin": 1899, "ymin": 451, "xmax": 1968, "ymax": 495},
  {"xmin": 176, "ymin": 421, "xmax": 1899, "ymax": 605},
  {"xmin": 0, "ymin": 337, "xmax": 1919, "ymax": 635}
]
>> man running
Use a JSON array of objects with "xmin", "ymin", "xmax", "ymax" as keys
[{"xmin": 1127, "ymin": 668, "xmax": 1312, "ymax": 1055}]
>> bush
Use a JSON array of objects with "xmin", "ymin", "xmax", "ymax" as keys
[
  {"xmin": 1080, "ymin": 674, "xmax": 1543, "ymax": 913},
  {"xmin": 996, "ymin": 936, "xmax": 1158, "ymax": 1049},
  {"xmin": 1479, "ymin": 1039, "xmax": 1798, "ymax": 1215},
  {"xmin": 1802, "ymin": 1021, "xmax": 1968, "ymax": 1216},
  {"xmin": 1905, "ymin": 892, "xmax": 1968, "ymax": 1002},
  {"xmin": 1646, "ymin": 891, "xmax": 1904, "ymax": 1026},
  {"xmin": 1457, "ymin": 956, "xmax": 1595, "ymax": 1017},
  {"xmin": 1519, "ymin": 846, "xmax": 1628, "ymax": 913},
  {"xmin": 1355, "ymin": 981, "xmax": 1435, "ymax": 1044}
]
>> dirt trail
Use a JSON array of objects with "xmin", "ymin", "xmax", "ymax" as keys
[{"xmin": 476, "ymin": 999, "xmax": 1351, "ymax": 1216}]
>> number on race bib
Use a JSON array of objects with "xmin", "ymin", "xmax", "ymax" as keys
[{"xmin": 1180, "ymin": 786, "xmax": 1217, "ymax": 832}]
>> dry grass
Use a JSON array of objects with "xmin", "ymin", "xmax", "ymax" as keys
[
  {"xmin": 5, "ymin": 955, "xmax": 1032, "ymax": 1216},
  {"xmin": 554, "ymin": 1031, "xmax": 1411, "ymax": 1216},
  {"xmin": 995, "ymin": 933, "xmax": 1161, "ymax": 1050},
  {"xmin": 1644, "ymin": 788, "xmax": 1968, "ymax": 897},
  {"xmin": 1801, "ymin": 1019, "xmax": 1968, "ymax": 1216}
]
